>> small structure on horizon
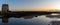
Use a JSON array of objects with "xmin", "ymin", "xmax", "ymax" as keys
[{"xmin": 2, "ymin": 4, "xmax": 9, "ymax": 13}]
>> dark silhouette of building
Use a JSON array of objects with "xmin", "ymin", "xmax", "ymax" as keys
[
  {"xmin": 2, "ymin": 4, "xmax": 9, "ymax": 23},
  {"xmin": 2, "ymin": 4, "xmax": 9, "ymax": 13}
]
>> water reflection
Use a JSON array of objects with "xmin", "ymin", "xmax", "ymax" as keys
[
  {"xmin": 2, "ymin": 15, "xmax": 38, "ymax": 24},
  {"xmin": 46, "ymin": 13, "xmax": 60, "ymax": 18},
  {"xmin": 0, "ymin": 15, "xmax": 60, "ymax": 25},
  {"xmin": 46, "ymin": 13, "xmax": 60, "ymax": 25},
  {"xmin": 2, "ymin": 18, "xmax": 8, "ymax": 23}
]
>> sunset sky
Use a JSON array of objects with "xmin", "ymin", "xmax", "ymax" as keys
[{"xmin": 0, "ymin": 0, "xmax": 60, "ymax": 11}]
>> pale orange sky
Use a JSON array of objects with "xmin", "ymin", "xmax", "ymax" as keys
[{"xmin": 0, "ymin": 0, "xmax": 60, "ymax": 11}]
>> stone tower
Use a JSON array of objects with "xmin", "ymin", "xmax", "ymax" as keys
[{"xmin": 2, "ymin": 4, "xmax": 9, "ymax": 13}]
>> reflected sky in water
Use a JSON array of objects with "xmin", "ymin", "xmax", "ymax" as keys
[{"xmin": 0, "ymin": 15, "xmax": 59, "ymax": 25}]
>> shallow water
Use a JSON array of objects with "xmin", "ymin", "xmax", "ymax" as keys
[{"xmin": 0, "ymin": 15, "xmax": 60, "ymax": 25}]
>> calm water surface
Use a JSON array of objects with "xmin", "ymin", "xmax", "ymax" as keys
[{"xmin": 0, "ymin": 15, "xmax": 59, "ymax": 25}]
